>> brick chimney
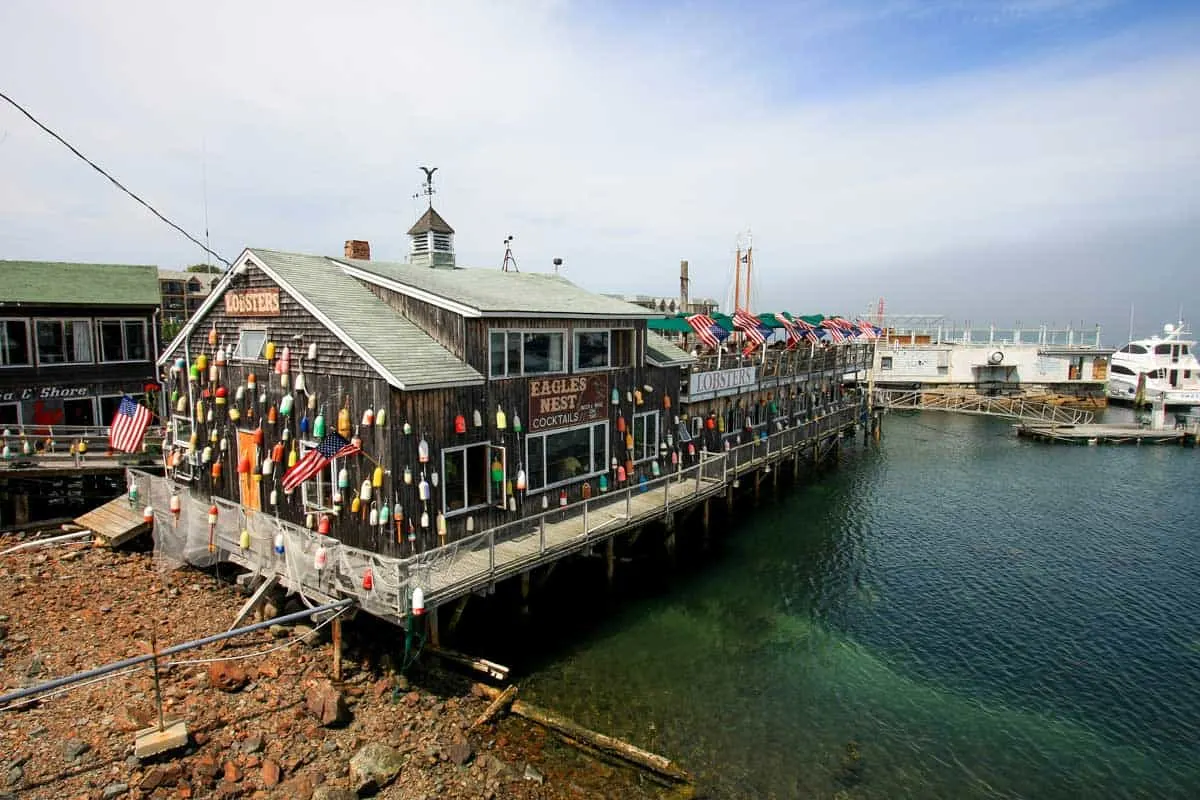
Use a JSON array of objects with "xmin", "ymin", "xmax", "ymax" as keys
[{"xmin": 344, "ymin": 240, "xmax": 370, "ymax": 260}]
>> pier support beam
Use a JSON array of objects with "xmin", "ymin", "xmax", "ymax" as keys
[
  {"xmin": 520, "ymin": 572, "xmax": 532, "ymax": 616},
  {"xmin": 605, "ymin": 538, "xmax": 615, "ymax": 590},
  {"xmin": 701, "ymin": 498, "xmax": 711, "ymax": 546},
  {"xmin": 448, "ymin": 595, "xmax": 470, "ymax": 635},
  {"xmin": 428, "ymin": 606, "xmax": 441, "ymax": 649}
]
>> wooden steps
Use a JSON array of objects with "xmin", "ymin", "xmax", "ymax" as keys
[{"xmin": 74, "ymin": 497, "xmax": 151, "ymax": 547}]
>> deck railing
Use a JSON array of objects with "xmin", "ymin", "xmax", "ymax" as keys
[
  {"xmin": 875, "ymin": 388, "xmax": 1095, "ymax": 425},
  {"xmin": 127, "ymin": 404, "xmax": 863, "ymax": 618}
]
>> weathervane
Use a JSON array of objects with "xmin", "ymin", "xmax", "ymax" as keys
[{"xmin": 414, "ymin": 166, "xmax": 438, "ymax": 208}]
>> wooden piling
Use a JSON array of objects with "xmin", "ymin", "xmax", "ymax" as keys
[
  {"xmin": 520, "ymin": 571, "xmax": 532, "ymax": 616},
  {"xmin": 428, "ymin": 606, "xmax": 441, "ymax": 649},
  {"xmin": 331, "ymin": 617, "xmax": 342, "ymax": 682},
  {"xmin": 448, "ymin": 595, "xmax": 470, "ymax": 634},
  {"xmin": 605, "ymin": 538, "xmax": 615, "ymax": 589}
]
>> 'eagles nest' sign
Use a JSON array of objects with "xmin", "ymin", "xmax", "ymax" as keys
[
  {"xmin": 224, "ymin": 288, "xmax": 280, "ymax": 317},
  {"xmin": 528, "ymin": 375, "xmax": 609, "ymax": 432}
]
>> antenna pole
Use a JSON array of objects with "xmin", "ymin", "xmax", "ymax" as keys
[
  {"xmin": 202, "ymin": 137, "xmax": 211, "ymax": 268},
  {"xmin": 733, "ymin": 244, "xmax": 742, "ymax": 313}
]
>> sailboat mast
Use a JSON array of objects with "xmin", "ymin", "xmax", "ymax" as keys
[{"xmin": 734, "ymin": 245, "xmax": 742, "ymax": 313}]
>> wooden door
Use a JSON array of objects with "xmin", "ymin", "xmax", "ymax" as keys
[{"xmin": 237, "ymin": 430, "xmax": 261, "ymax": 511}]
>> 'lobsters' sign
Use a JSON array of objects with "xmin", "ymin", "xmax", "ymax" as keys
[
  {"xmin": 224, "ymin": 288, "xmax": 280, "ymax": 316},
  {"xmin": 687, "ymin": 366, "xmax": 757, "ymax": 396},
  {"xmin": 528, "ymin": 375, "xmax": 609, "ymax": 432}
]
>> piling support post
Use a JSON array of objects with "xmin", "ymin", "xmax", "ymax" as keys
[
  {"xmin": 332, "ymin": 617, "xmax": 342, "ymax": 682},
  {"xmin": 448, "ymin": 595, "xmax": 470, "ymax": 634},
  {"xmin": 605, "ymin": 538, "xmax": 615, "ymax": 589},
  {"xmin": 428, "ymin": 606, "xmax": 441, "ymax": 649},
  {"xmin": 520, "ymin": 571, "xmax": 532, "ymax": 616}
]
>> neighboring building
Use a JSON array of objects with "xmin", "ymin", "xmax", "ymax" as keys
[
  {"xmin": 609, "ymin": 294, "xmax": 721, "ymax": 316},
  {"xmin": 158, "ymin": 268, "xmax": 220, "ymax": 336},
  {"xmin": 159, "ymin": 209, "xmax": 688, "ymax": 555},
  {"xmin": 0, "ymin": 260, "xmax": 160, "ymax": 428}
]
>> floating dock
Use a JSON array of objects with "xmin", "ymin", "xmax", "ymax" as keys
[{"xmin": 1015, "ymin": 422, "xmax": 1196, "ymax": 446}]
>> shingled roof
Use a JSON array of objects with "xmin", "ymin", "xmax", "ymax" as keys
[
  {"xmin": 406, "ymin": 207, "xmax": 455, "ymax": 236},
  {"xmin": 0, "ymin": 260, "xmax": 159, "ymax": 306},
  {"xmin": 339, "ymin": 258, "xmax": 658, "ymax": 319}
]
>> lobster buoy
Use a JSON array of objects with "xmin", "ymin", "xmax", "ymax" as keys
[
  {"xmin": 455, "ymin": 414, "xmax": 466, "ymax": 434},
  {"xmin": 361, "ymin": 408, "xmax": 374, "ymax": 427},
  {"xmin": 273, "ymin": 532, "xmax": 285, "ymax": 554},
  {"xmin": 418, "ymin": 437, "xmax": 430, "ymax": 463},
  {"xmin": 362, "ymin": 569, "xmax": 374, "ymax": 590},
  {"xmin": 143, "ymin": 506, "xmax": 154, "ymax": 524},
  {"xmin": 375, "ymin": 407, "xmax": 386, "ymax": 427},
  {"xmin": 418, "ymin": 478, "xmax": 431, "ymax": 501},
  {"xmin": 360, "ymin": 479, "xmax": 372, "ymax": 503},
  {"xmin": 337, "ymin": 407, "xmax": 352, "ymax": 438},
  {"xmin": 318, "ymin": 515, "xmax": 331, "ymax": 535},
  {"xmin": 372, "ymin": 465, "xmax": 384, "ymax": 488},
  {"xmin": 240, "ymin": 529, "xmax": 251, "ymax": 550},
  {"xmin": 495, "ymin": 405, "xmax": 507, "ymax": 430},
  {"xmin": 516, "ymin": 469, "xmax": 527, "ymax": 491},
  {"xmin": 513, "ymin": 415, "xmax": 523, "ymax": 433},
  {"xmin": 314, "ymin": 545, "xmax": 327, "ymax": 569},
  {"xmin": 411, "ymin": 587, "xmax": 425, "ymax": 616}
]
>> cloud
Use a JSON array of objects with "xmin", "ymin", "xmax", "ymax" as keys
[{"xmin": 1, "ymin": 0, "xmax": 1197, "ymax": 325}]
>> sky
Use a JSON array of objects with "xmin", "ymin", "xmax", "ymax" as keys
[{"xmin": 1, "ymin": 0, "xmax": 1198, "ymax": 342}]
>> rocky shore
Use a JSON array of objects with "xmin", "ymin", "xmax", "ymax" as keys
[{"xmin": 0, "ymin": 536, "xmax": 670, "ymax": 799}]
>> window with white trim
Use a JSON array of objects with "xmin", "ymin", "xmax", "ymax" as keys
[
  {"xmin": 489, "ymin": 330, "xmax": 565, "ymax": 377},
  {"xmin": 632, "ymin": 411, "xmax": 659, "ymax": 462},
  {"xmin": 442, "ymin": 442, "xmax": 490, "ymax": 514},
  {"xmin": 0, "ymin": 319, "xmax": 31, "ymax": 366},
  {"xmin": 0, "ymin": 402, "xmax": 18, "ymax": 426},
  {"xmin": 98, "ymin": 319, "xmax": 148, "ymax": 362},
  {"xmin": 35, "ymin": 319, "xmax": 93, "ymax": 364},
  {"xmin": 574, "ymin": 330, "xmax": 610, "ymax": 370},
  {"xmin": 525, "ymin": 421, "xmax": 607, "ymax": 493},
  {"xmin": 299, "ymin": 439, "xmax": 342, "ymax": 512},
  {"xmin": 232, "ymin": 329, "xmax": 267, "ymax": 360}
]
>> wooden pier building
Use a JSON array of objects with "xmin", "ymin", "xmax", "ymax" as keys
[{"xmin": 141, "ymin": 199, "xmax": 872, "ymax": 627}]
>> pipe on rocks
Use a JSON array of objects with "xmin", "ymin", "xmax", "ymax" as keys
[{"xmin": 0, "ymin": 597, "xmax": 355, "ymax": 708}]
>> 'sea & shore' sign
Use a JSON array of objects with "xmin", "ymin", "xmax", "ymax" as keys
[
  {"xmin": 528, "ymin": 375, "xmax": 609, "ymax": 432},
  {"xmin": 687, "ymin": 366, "xmax": 757, "ymax": 396},
  {"xmin": 224, "ymin": 288, "xmax": 280, "ymax": 316}
]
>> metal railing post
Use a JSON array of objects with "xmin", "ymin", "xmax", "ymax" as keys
[
  {"xmin": 539, "ymin": 515, "xmax": 545, "ymax": 552},
  {"xmin": 626, "ymin": 486, "xmax": 632, "ymax": 519},
  {"xmin": 583, "ymin": 499, "xmax": 589, "ymax": 535},
  {"xmin": 489, "ymin": 530, "xmax": 495, "ymax": 571}
]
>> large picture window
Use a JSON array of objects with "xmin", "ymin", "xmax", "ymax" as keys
[
  {"xmin": 574, "ymin": 330, "xmax": 610, "ymax": 370},
  {"xmin": 489, "ymin": 330, "xmax": 565, "ymax": 377},
  {"xmin": 35, "ymin": 319, "xmax": 93, "ymax": 365},
  {"xmin": 98, "ymin": 319, "xmax": 148, "ymax": 362},
  {"xmin": 0, "ymin": 319, "xmax": 31, "ymax": 366},
  {"xmin": 442, "ymin": 442, "xmax": 494, "ymax": 514},
  {"xmin": 632, "ymin": 411, "xmax": 659, "ymax": 462},
  {"xmin": 525, "ymin": 421, "xmax": 607, "ymax": 493}
]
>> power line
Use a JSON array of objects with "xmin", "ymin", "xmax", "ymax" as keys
[{"xmin": 0, "ymin": 89, "xmax": 231, "ymax": 267}]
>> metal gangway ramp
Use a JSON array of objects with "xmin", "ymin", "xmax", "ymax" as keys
[{"xmin": 875, "ymin": 389, "xmax": 1095, "ymax": 425}]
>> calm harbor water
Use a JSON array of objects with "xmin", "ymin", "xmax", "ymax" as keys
[{"xmin": 488, "ymin": 409, "xmax": 1200, "ymax": 798}]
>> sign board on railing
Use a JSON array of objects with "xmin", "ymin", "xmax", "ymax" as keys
[
  {"xmin": 687, "ymin": 366, "xmax": 757, "ymax": 398},
  {"xmin": 528, "ymin": 374, "xmax": 609, "ymax": 432}
]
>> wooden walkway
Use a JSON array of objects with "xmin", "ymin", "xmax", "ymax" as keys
[
  {"xmin": 412, "ymin": 472, "xmax": 727, "ymax": 605},
  {"xmin": 75, "ymin": 495, "xmax": 151, "ymax": 546},
  {"xmin": 1016, "ymin": 423, "xmax": 1194, "ymax": 445},
  {"xmin": 877, "ymin": 389, "xmax": 1095, "ymax": 425}
]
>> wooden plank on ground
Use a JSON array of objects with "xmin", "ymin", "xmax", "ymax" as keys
[{"xmin": 75, "ymin": 497, "xmax": 151, "ymax": 547}]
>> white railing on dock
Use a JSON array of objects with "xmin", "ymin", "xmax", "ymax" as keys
[
  {"xmin": 874, "ymin": 388, "xmax": 1095, "ymax": 425},
  {"xmin": 126, "ymin": 404, "xmax": 862, "ymax": 619}
]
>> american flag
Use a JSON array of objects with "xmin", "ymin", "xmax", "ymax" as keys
[
  {"xmin": 733, "ymin": 310, "xmax": 770, "ymax": 357},
  {"xmin": 820, "ymin": 319, "xmax": 847, "ymax": 342},
  {"xmin": 774, "ymin": 313, "xmax": 803, "ymax": 349},
  {"xmin": 108, "ymin": 395, "xmax": 152, "ymax": 453},
  {"xmin": 686, "ymin": 314, "xmax": 730, "ymax": 350},
  {"xmin": 828, "ymin": 316, "xmax": 858, "ymax": 332},
  {"xmin": 855, "ymin": 320, "xmax": 882, "ymax": 339},
  {"xmin": 281, "ymin": 433, "xmax": 360, "ymax": 493}
]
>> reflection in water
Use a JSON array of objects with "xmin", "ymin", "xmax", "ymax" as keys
[{"xmin": 461, "ymin": 411, "xmax": 1200, "ymax": 798}]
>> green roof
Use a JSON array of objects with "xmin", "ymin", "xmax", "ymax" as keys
[
  {"xmin": 0, "ymin": 260, "xmax": 159, "ymax": 306},
  {"xmin": 245, "ymin": 250, "xmax": 485, "ymax": 390},
  {"xmin": 647, "ymin": 316, "xmax": 694, "ymax": 333},
  {"xmin": 339, "ymin": 258, "xmax": 658, "ymax": 319},
  {"xmin": 645, "ymin": 331, "xmax": 695, "ymax": 367}
]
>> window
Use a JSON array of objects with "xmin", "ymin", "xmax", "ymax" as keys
[
  {"xmin": 299, "ymin": 439, "xmax": 341, "ymax": 511},
  {"xmin": 35, "ymin": 319, "xmax": 93, "ymax": 364},
  {"xmin": 1, "ymin": 319, "xmax": 31, "ymax": 366},
  {"xmin": 574, "ymin": 331, "xmax": 610, "ymax": 370},
  {"xmin": 1154, "ymin": 344, "xmax": 1172, "ymax": 355},
  {"xmin": 1110, "ymin": 364, "xmax": 1136, "ymax": 376},
  {"xmin": 525, "ymin": 421, "xmax": 607, "ymax": 493},
  {"xmin": 233, "ymin": 329, "xmax": 267, "ymax": 360},
  {"xmin": 632, "ymin": 411, "xmax": 659, "ymax": 462},
  {"xmin": 98, "ymin": 319, "xmax": 148, "ymax": 362},
  {"xmin": 489, "ymin": 330, "xmax": 565, "ymax": 377},
  {"xmin": 880, "ymin": 356, "xmax": 893, "ymax": 370},
  {"xmin": 1127, "ymin": 344, "xmax": 1148, "ymax": 354},
  {"xmin": 0, "ymin": 402, "xmax": 18, "ymax": 426},
  {"xmin": 442, "ymin": 442, "xmax": 493, "ymax": 514}
]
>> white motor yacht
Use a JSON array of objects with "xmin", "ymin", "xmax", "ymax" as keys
[{"xmin": 1107, "ymin": 323, "xmax": 1200, "ymax": 406}]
